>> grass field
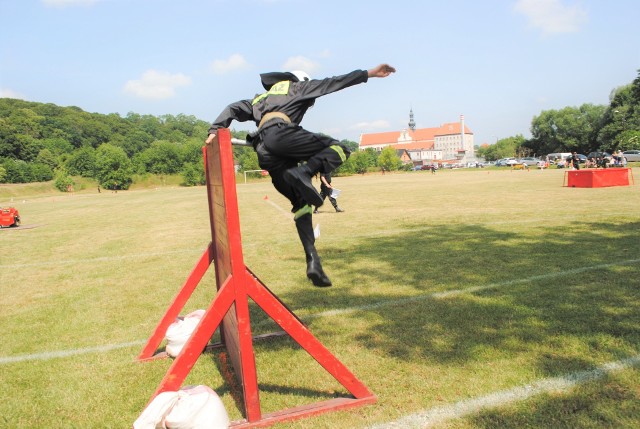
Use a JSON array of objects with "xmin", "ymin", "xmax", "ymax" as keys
[{"xmin": 1, "ymin": 167, "xmax": 639, "ymax": 428}]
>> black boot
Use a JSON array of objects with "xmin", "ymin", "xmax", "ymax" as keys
[
  {"xmin": 284, "ymin": 165, "xmax": 323, "ymax": 207},
  {"xmin": 295, "ymin": 213, "xmax": 332, "ymax": 287}
]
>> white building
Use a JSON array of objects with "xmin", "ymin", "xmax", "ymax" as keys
[{"xmin": 360, "ymin": 112, "xmax": 474, "ymax": 165}]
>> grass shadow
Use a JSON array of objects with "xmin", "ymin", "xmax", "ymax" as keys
[{"xmin": 266, "ymin": 220, "xmax": 640, "ymax": 375}]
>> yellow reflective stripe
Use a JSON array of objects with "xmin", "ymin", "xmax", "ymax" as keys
[
  {"xmin": 294, "ymin": 204, "xmax": 313, "ymax": 219},
  {"xmin": 252, "ymin": 81, "xmax": 290, "ymax": 105},
  {"xmin": 329, "ymin": 145, "xmax": 346, "ymax": 162}
]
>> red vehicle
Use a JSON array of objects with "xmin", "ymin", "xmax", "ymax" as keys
[{"xmin": 0, "ymin": 207, "xmax": 20, "ymax": 228}]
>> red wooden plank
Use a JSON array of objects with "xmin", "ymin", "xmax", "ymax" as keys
[
  {"xmin": 153, "ymin": 276, "xmax": 235, "ymax": 395},
  {"xmin": 229, "ymin": 396, "xmax": 377, "ymax": 428},
  {"xmin": 246, "ymin": 272, "xmax": 374, "ymax": 399},
  {"xmin": 140, "ymin": 130, "xmax": 375, "ymax": 427},
  {"xmin": 138, "ymin": 243, "xmax": 214, "ymax": 360}
]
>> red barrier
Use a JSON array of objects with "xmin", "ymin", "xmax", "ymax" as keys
[
  {"xmin": 138, "ymin": 129, "xmax": 375, "ymax": 427},
  {"xmin": 565, "ymin": 168, "xmax": 632, "ymax": 188}
]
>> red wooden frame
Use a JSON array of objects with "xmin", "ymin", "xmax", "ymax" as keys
[{"xmin": 138, "ymin": 129, "xmax": 375, "ymax": 427}]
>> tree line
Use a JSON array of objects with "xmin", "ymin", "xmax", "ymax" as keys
[
  {"xmin": 0, "ymin": 99, "xmax": 217, "ymax": 189},
  {"xmin": 0, "ymin": 98, "xmax": 404, "ymax": 189},
  {"xmin": 477, "ymin": 70, "xmax": 640, "ymax": 160},
  {"xmin": 3, "ymin": 69, "xmax": 637, "ymax": 188}
]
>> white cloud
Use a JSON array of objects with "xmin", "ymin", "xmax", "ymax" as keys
[
  {"xmin": 123, "ymin": 70, "xmax": 191, "ymax": 100},
  {"xmin": 42, "ymin": 0, "xmax": 99, "ymax": 7},
  {"xmin": 210, "ymin": 54, "xmax": 250, "ymax": 74},
  {"xmin": 282, "ymin": 56, "xmax": 320, "ymax": 76},
  {"xmin": 515, "ymin": 0, "xmax": 588, "ymax": 35},
  {"xmin": 0, "ymin": 88, "xmax": 27, "ymax": 99},
  {"xmin": 350, "ymin": 120, "xmax": 391, "ymax": 131}
]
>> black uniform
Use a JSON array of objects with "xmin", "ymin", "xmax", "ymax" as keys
[
  {"xmin": 208, "ymin": 69, "xmax": 369, "ymax": 287},
  {"xmin": 208, "ymin": 70, "xmax": 367, "ymax": 212},
  {"xmin": 317, "ymin": 172, "xmax": 342, "ymax": 212}
]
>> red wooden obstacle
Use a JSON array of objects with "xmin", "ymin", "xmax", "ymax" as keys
[{"xmin": 138, "ymin": 129, "xmax": 375, "ymax": 427}]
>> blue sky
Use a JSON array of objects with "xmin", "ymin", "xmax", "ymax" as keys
[{"xmin": 1, "ymin": 0, "xmax": 639, "ymax": 146}]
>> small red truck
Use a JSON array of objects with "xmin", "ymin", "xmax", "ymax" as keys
[{"xmin": 0, "ymin": 207, "xmax": 20, "ymax": 228}]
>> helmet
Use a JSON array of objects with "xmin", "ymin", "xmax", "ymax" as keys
[{"xmin": 291, "ymin": 70, "xmax": 310, "ymax": 82}]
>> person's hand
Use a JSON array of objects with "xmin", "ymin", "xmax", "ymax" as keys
[
  {"xmin": 205, "ymin": 132, "xmax": 216, "ymax": 145},
  {"xmin": 368, "ymin": 64, "xmax": 396, "ymax": 78}
]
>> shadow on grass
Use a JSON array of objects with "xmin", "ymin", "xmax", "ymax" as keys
[
  {"xmin": 207, "ymin": 219, "xmax": 640, "ymax": 421},
  {"xmin": 248, "ymin": 220, "xmax": 640, "ymax": 375}
]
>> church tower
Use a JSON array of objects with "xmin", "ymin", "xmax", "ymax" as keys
[{"xmin": 408, "ymin": 108, "xmax": 416, "ymax": 131}]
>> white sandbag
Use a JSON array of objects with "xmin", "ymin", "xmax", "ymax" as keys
[
  {"xmin": 133, "ymin": 391, "xmax": 180, "ymax": 429},
  {"xmin": 165, "ymin": 310, "xmax": 205, "ymax": 358},
  {"xmin": 165, "ymin": 385, "xmax": 230, "ymax": 429}
]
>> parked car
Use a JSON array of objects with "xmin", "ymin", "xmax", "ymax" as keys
[
  {"xmin": 547, "ymin": 153, "xmax": 571, "ymax": 164},
  {"xmin": 587, "ymin": 151, "xmax": 612, "ymax": 161},
  {"xmin": 519, "ymin": 157, "xmax": 543, "ymax": 166},
  {"xmin": 622, "ymin": 150, "xmax": 640, "ymax": 162},
  {"xmin": 496, "ymin": 158, "xmax": 517, "ymax": 166}
]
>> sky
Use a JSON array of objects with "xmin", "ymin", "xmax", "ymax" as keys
[{"xmin": 1, "ymin": 0, "xmax": 639, "ymax": 146}]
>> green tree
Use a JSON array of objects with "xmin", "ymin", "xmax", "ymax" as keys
[
  {"xmin": 66, "ymin": 146, "xmax": 97, "ymax": 177},
  {"xmin": 94, "ymin": 144, "xmax": 133, "ymax": 190},
  {"xmin": 31, "ymin": 163, "xmax": 53, "ymax": 182},
  {"xmin": 377, "ymin": 146, "xmax": 402, "ymax": 171},
  {"xmin": 54, "ymin": 168, "xmax": 75, "ymax": 192},
  {"xmin": 348, "ymin": 150, "xmax": 372, "ymax": 174},
  {"xmin": 42, "ymin": 137, "xmax": 74, "ymax": 156},
  {"xmin": 181, "ymin": 163, "xmax": 205, "ymax": 186},
  {"xmin": 36, "ymin": 148, "xmax": 59, "ymax": 170},
  {"xmin": 235, "ymin": 146, "xmax": 260, "ymax": 172},
  {"xmin": 181, "ymin": 139, "xmax": 204, "ymax": 165},
  {"xmin": 138, "ymin": 140, "xmax": 183, "ymax": 174},
  {"xmin": 339, "ymin": 139, "xmax": 359, "ymax": 154},
  {"xmin": 528, "ymin": 104, "xmax": 605, "ymax": 155},
  {"xmin": 478, "ymin": 135, "xmax": 526, "ymax": 161},
  {"xmin": 597, "ymin": 74, "xmax": 640, "ymax": 151}
]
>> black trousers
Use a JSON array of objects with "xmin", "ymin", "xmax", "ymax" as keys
[
  {"xmin": 320, "ymin": 184, "xmax": 338, "ymax": 209},
  {"xmin": 255, "ymin": 122, "xmax": 350, "ymax": 212}
]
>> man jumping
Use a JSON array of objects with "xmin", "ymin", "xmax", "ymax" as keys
[{"xmin": 206, "ymin": 64, "xmax": 396, "ymax": 287}]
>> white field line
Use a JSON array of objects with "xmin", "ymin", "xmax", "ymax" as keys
[
  {"xmin": 0, "ymin": 340, "xmax": 146, "ymax": 364},
  {"xmin": 254, "ymin": 257, "xmax": 640, "ymax": 328},
  {"xmin": 368, "ymin": 355, "xmax": 640, "ymax": 429},
  {"xmin": 2, "ymin": 258, "xmax": 638, "ymax": 366},
  {"xmin": 263, "ymin": 196, "xmax": 294, "ymax": 220}
]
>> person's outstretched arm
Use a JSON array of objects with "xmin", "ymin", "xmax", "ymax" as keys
[{"xmin": 368, "ymin": 64, "xmax": 396, "ymax": 78}]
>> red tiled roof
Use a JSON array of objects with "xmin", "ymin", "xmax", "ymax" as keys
[
  {"xmin": 359, "ymin": 131, "xmax": 402, "ymax": 146},
  {"xmin": 360, "ymin": 122, "xmax": 473, "ymax": 148}
]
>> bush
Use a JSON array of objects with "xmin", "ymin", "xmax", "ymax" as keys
[
  {"xmin": 181, "ymin": 163, "xmax": 205, "ymax": 186},
  {"xmin": 54, "ymin": 170, "xmax": 75, "ymax": 192}
]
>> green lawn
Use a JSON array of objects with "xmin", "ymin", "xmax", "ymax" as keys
[{"xmin": 1, "ymin": 167, "xmax": 639, "ymax": 428}]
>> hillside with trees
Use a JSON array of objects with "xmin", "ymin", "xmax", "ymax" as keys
[
  {"xmin": 0, "ymin": 99, "xmax": 219, "ymax": 188},
  {"xmin": 0, "ymin": 99, "xmax": 371, "ymax": 189}
]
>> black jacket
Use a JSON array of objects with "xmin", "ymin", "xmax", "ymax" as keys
[{"xmin": 208, "ymin": 69, "xmax": 368, "ymax": 134}]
